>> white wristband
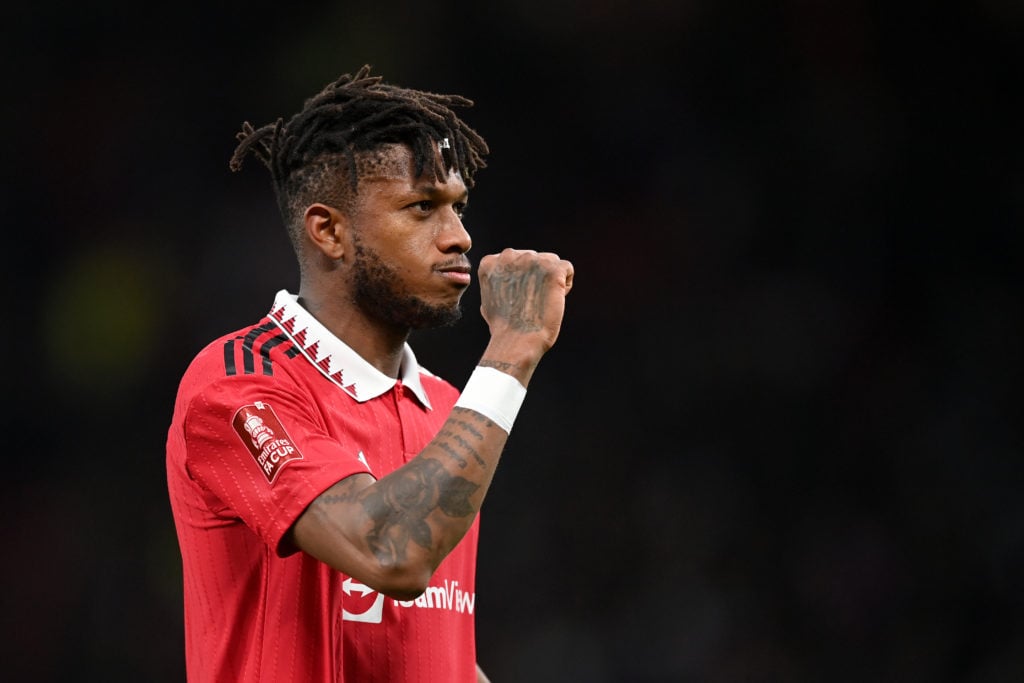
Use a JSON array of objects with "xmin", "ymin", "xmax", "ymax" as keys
[{"xmin": 454, "ymin": 366, "xmax": 527, "ymax": 434}]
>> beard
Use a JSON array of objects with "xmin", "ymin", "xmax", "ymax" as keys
[{"xmin": 350, "ymin": 237, "xmax": 464, "ymax": 330}]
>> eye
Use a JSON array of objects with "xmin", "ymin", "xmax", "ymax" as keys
[
  {"xmin": 453, "ymin": 202, "xmax": 468, "ymax": 218},
  {"xmin": 413, "ymin": 200, "xmax": 433, "ymax": 213}
]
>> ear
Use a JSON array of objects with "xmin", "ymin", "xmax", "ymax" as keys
[{"xmin": 304, "ymin": 203, "xmax": 348, "ymax": 260}]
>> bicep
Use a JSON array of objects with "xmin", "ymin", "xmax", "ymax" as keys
[{"xmin": 289, "ymin": 472, "xmax": 379, "ymax": 577}]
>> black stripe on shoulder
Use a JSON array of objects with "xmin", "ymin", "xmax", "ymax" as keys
[
  {"xmin": 223, "ymin": 339, "xmax": 237, "ymax": 376},
  {"xmin": 258, "ymin": 332, "xmax": 291, "ymax": 376},
  {"xmin": 222, "ymin": 321, "xmax": 279, "ymax": 377},
  {"xmin": 241, "ymin": 322, "xmax": 279, "ymax": 375}
]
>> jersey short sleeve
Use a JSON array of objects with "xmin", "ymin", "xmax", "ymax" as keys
[{"xmin": 181, "ymin": 372, "xmax": 370, "ymax": 555}]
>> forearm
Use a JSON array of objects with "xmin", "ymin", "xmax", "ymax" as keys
[
  {"xmin": 292, "ymin": 396, "xmax": 514, "ymax": 598},
  {"xmin": 359, "ymin": 404, "xmax": 511, "ymax": 587}
]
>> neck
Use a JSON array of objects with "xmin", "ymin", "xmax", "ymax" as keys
[{"xmin": 296, "ymin": 289, "xmax": 410, "ymax": 378}]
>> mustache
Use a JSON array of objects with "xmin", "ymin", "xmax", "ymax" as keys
[{"xmin": 435, "ymin": 256, "xmax": 473, "ymax": 271}]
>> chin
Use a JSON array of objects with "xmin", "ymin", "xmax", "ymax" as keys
[{"xmin": 405, "ymin": 301, "xmax": 463, "ymax": 330}]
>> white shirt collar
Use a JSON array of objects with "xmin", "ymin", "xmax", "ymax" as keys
[{"xmin": 268, "ymin": 289, "xmax": 432, "ymax": 408}]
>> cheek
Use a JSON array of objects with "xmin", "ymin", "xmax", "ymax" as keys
[
  {"xmin": 363, "ymin": 237, "xmax": 427, "ymax": 282},
  {"xmin": 389, "ymin": 229, "xmax": 436, "ymax": 263},
  {"xmin": 356, "ymin": 211, "xmax": 438, "ymax": 266}
]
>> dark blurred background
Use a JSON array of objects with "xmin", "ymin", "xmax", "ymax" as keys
[{"xmin": 4, "ymin": 1, "xmax": 1022, "ymax": 681}]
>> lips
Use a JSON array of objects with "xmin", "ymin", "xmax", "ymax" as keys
[
  {"xmin": 437, "ymin": 262, "xmax": 472, "ymax": 285},
  {"xmin": 436, "ymin": 259, "xmax": 472, "ymax": 276}
]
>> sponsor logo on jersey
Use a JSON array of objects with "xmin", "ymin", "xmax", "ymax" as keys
[
  {"xmin": 232, "ymin": 401, "xmax": 303, "ymax": 484},
  {"xmin": 341, "ymin": 577, "xmax": 475, "ymax": 624},
  {"xmin": 341, "ymin": 578, "xmax": 386, "ymax": 623}
]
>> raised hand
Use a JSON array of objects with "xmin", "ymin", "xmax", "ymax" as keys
[{"xmin": 477, "ymin": 249, "xmax": 575, "ymax": 374}]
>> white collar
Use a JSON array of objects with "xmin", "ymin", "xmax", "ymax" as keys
[{"xmin": 268, "ymin": 290, "xmax": 432, "ymax": 408}]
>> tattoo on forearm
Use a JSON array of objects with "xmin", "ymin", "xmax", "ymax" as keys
[
  {"xmin": 437, "ymin": 425, "xmax": 487, "ymax": 469},
  {"xmin": 452, "ymin": 406, "xmax": 496, "ymax": 430},
  {"xmin": 361, "ymin": 458, "xmax": 480, "ymax": 564},
  {"xmin": 451, "ymin": 432, "xmax": 486, "ymax": 468},
  {"xmin": 452, "ymin": 416, "xmax": 484, "ymax": 440},
  {"xmin": 483, "ymin": 265, "xmax": 546, "ymax": 332},
  {"xmin": 316, "ymin": 477, "xmax": 362, "ymax": 506},
  {"xmin": 436, "ymin": 439, "xmax": 468, "ymax": 468},
  {"xmin": 479, "ymin": 359, "xmax": 516, "ymax": 373}
]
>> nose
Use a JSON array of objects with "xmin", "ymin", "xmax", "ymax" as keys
[{"xmin": 438, "ymin": 207, "xmax": 472, "ymax": 254}]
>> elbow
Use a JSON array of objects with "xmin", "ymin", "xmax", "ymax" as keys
[
  {"xmin": 382, "ymin": 583, "xmax": 429, "ymax": 602},
  {"xmin": 361, "ymin": 529, "xmax": 449, "ymax": 599},
  {"xmin": 314, "ymin": 540, "xmax": 440, "ymax": 600},
  {"xmin": 374, "ymin": 561, "xmax": 435, "ymax": 601}
]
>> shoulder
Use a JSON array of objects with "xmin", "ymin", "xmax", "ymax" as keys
[{"xmin": 175, "ymin": 317, "xmax": 309, "ymax": 404}]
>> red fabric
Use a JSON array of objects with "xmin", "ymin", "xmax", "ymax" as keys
[{"xmin": 167, "ymin": 314, "xmax": 478, "ymax": 682}]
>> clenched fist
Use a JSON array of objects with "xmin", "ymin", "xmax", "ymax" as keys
[{"xmin": 477, "ymin": 249, "xmax": 574, "ymax": 385}]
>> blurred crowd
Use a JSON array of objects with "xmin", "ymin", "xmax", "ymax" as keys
[{"xmin": 4, "ymin": 1, "xmax": 1021, "ymax": 680}]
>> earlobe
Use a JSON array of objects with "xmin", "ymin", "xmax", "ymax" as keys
[{"xmin": 304, "ymin": 203, "xmax": 347, "ymax": 260}]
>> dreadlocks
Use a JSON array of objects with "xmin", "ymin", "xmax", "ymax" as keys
[{"xmin": 228, "ymin": 64, "xmax": 489, "ymax": 244}]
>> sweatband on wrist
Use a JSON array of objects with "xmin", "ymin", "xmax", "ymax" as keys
[{"xmin": 454, "ymin": 366, "xmax": 527, "ymax": 433}]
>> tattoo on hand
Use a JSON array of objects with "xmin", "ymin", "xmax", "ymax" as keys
[{"xmin": 484, "ymin": 265, "xmax": 546, "ymax": 332}]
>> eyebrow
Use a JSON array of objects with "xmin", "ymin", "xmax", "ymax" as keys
[{"xmin": 411, "ymin": 183, "xmax": 469, "ymax": 202}]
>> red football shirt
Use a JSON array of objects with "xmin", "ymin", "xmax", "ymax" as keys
[{"xmin": 167, "ymin": 290, "xmax": 480, "ymax": 683}]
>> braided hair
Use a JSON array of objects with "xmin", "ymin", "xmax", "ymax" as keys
[{"xmin": 229, "ymin": 65, "xmax": 489, "ymax": 244}]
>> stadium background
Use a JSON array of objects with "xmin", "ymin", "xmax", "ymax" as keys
[{"xmin": 4, "ymin": 1, "xmax": 1022, "ymax": 680}]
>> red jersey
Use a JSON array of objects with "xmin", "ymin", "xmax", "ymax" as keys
[{"xmin": 166, "ymin": 290, "xmax": 480, "ymax": 683}]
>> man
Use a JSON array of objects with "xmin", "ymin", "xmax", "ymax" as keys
[{"xmin": 165, "ymin": 64, "xmax": 573, "ymax": 682}]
